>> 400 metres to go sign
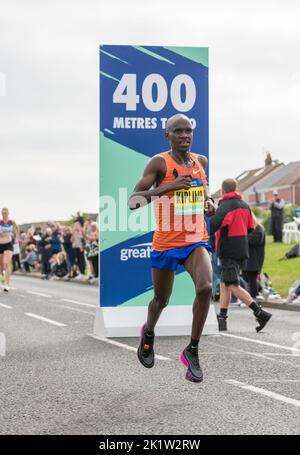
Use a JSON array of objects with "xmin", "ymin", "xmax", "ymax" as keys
[{"xmin": 113, "ymin": 74, "xmax": 196, "ymax": 112}]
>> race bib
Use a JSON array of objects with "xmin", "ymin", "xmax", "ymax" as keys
[{"xmin": 174, "ymin": 178, "xmax": 204, "ymax": 216}]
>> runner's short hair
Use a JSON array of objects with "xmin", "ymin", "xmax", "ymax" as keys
[{"xmin": 222, "ymin": 178, "xmax": 238, "ymax": 194}]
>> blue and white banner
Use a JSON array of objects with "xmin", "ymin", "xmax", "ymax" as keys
[{"xmin": 96, "ymin": 45, "xmax": 217, "ymax": 337}]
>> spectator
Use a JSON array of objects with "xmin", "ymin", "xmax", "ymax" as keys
[
  {"xmin": 12, "ymin": 235, "xmax": 21, "ymax": 271},
  {"xmin": 13, "ymin": 214, "xmax": 97, "ymax": 283},
  {"xmin": 19, "ymin": 231, "xmax": 28, "ymax": 260},
  {"xmin": 76, "ymin": 211, "xmax": 85, "ymax": 227},
  {"xmin": 22, "ymin": 244, "xmax": 37, "ymax": 272},
  {"xmin": 242, "ymin": 214, "xmax": 266, "ymax": 299},
  {"xmin": 71, "ymin": 221, "xmax": 86, "ymax": 277},
  {"xmin": 40, "ymin": 227, "xmax": 53, "ymax": 278},
  {"xmin": 33, "ymin": 226, "xmax": 43, "ymax": 261},
  {"xmin": 84, "ymin": 218, "xmax": 95, "ymax": 278},
  {"xmin": 51, "ymin": 223, "xmax": 63, "ymax": 254},
  {"xmin": 286, "ymin": 281, "xmax": 300, "ymax": 304},
  {"xmin": 49, "ymin": 252, "xmax": 69, "ymax": 279},
  {"xmin": 85, "ymin": 221, "xmax": 99, "ymax": 280},
  {"xmin": 210, "ymin": 177, "xmax": 272, "ymax": 332},
  {"xmin": 269, "ymin": 190, "xmax": 284, "ymax": 242},
  {"xmin": 63, "ymin": 226, "xmax": 75, "ymax": 276}
]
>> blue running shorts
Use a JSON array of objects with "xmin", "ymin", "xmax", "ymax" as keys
[{"xmin": 150, "ymin": 241, "xmax": 211, "ymax": 271}]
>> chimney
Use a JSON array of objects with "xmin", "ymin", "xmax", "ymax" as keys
[{"xmin": 265, "ymin": 152, "xmax": 272, "ymax": 166}]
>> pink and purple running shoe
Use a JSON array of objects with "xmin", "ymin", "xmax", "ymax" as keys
[{"xmin": 180, "ymin": 347, "xmax": 203, "ymax": 383}]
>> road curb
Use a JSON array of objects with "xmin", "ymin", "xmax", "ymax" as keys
[
  {"xmin": 13, "ymin": 271, "xmax": 98, "ymax": 287},
  {"xmin": 262, "ymin": 301, "xmax": 300, "ymax": 312}
]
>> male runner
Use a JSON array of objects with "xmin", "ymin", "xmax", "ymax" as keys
[
  {"xmin": 128, "ymin": 114, "xmax": 214, "ymax": 383},
  {"xmin": 210, "ymin": 179, "xmax": 272, "ymax": 332}
]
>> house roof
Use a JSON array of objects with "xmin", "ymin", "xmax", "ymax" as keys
[
  {"xmin": 19, "ymin": 213, "xmax": 98, "ymax": 232},
  {"xmin": 253, "ymin": 161, "xmax": 300, "ymax": 191},
  {"xmin": 212, "ymin": 162, "xmax": 283, "ymax": 199}
]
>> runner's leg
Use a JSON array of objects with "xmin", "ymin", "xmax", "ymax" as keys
[
  {"xmin": 137, "ymin": 268, "xmax": 174, "ymax": 368},
  {"xmin": 3, "ymin": 251, "xmax": 13, "ymax": 285},
  {"xmin": 147, "ymin": 268, "xmax": 174, "ymax": 332},
  {"xmin": 179, "ymin": 246, "xmax": 212, "ymax": 382},
  {"xmin": 183, "ymin": 246, "xmax": 212, "ymax": 340}
]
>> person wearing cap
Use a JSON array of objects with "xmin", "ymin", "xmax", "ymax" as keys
[{"xmin": 270, "ymin": 190, "xmax": 285, "ymax": 242}]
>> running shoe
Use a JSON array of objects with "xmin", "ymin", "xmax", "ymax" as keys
[
  {"xmin": 180, "ymin": 347, "xmax": 203, "ymax": 383},
  {"xmin": 217, "ymin": 314, "xmax": 227, "ymax": 331},
  {"xmin": 3, "ymin": 285, "xmax": 9, "ymax": 292},
  {"xmin": 137, "ymin": 322, "xmax": 155, "ymax": 368},
  {"xmin": 254, "ymin": 307, "xmax": 272, "ymax": 332}
]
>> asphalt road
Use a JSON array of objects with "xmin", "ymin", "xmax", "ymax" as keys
[{"xmin": 0, "ymin": 275, "xmax": 299, "ymax": 435}]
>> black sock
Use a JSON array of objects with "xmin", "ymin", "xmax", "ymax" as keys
[
  {"xmin": 187, "ymin": 338, "xmax": 199, "ymax": 352},
  {"xmin": 249, "ymin": 301, "xmax": 260, "ymax": 313},
  {"xmin": 220, "ymin": 308, "xmax": 228, "ymax": 317},
  {"xmin": 145, "ymin": 328, "xmax": 154, "ymax": 337}
]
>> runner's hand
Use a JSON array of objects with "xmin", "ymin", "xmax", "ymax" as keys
[{"xmin": 167, "ymin": 175, "xmax": 192, "ymax": 191}]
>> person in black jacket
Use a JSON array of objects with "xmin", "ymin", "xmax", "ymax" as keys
[
  {"xmin": 242, "ymin": 214, "xmax": 266, "ymax": 299},
  {"xmin": 210, "ymin": 178, "xmax": 272, "ymax": 332},
  {"xmin": 269, "ymin": 191, "xmax": 284, "ymax": 242}
]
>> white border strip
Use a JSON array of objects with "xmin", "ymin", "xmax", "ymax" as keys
[
  {"xmin": 92, "ymin": 335, "xmax": 171, "ymax": 361},
  {"xmin": 225, "ymin": 380, "xmax": 300, "ymax": 408},
  {"xmin": 220, "ymin": 333, "xmax": 300, "ymax": 353},
  {"xmin": 25, "ymin": 312, "xmax": 66, "ymax": 327}
]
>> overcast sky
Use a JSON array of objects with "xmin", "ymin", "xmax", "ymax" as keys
[{"xmin": 1, "ymin": 0, "xmax": 300, "ymax": 223}]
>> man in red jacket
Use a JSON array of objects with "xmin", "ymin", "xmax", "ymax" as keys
[{"xmin": 210, "ymin": 178, "xmax": 272, "ymax": 332}]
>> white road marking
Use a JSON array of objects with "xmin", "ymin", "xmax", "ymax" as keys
[
  {"xmin": 225, "ymin": 380, "xmax": 300, "ymax": 408},
  {"xmin": 25, "ymin": 312, "xmax": 66, "ymax": 327},
  {"xmin": 219, "ymin": 332, "xmax": 300, "ymax": 353},
  {"xmin": 0, "ymin": 303, "xmax": 13, "ymax": 309},
  {"xmin": 92, "ymin": 335, "xmax": 171, "ymax": 361},
  {"xmin": 0, "ymin": 332, "xmax": 6, "ymax": 356},
  {"xmin": 219, "ymin": 351, "xmax": 300, "ymax": 357},
  {"xmin": 27, "ymin": 291, "xmax": 52, "ymax": 298},
  {"xmin": 206, "ymin": 339, "xmax": 300, "ymax": 370},
  {"xmin": 60, "ymin": 304, "xmax": 95, "ymax": 316},
  {"xmin": 61, "ymin": 299, "xmax": 97, "ymax": 308},
  {"xmin": 258, "ymin": 353, "xmax": 300, "ymax": 357},
  {"xmin": 253, "ymin": 379, "xmax": 300, "ymax": 383}
]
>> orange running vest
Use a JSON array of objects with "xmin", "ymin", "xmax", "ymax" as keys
[{"xmin": 152, "ymin": 151, "xmax": 208, "ymax": 251}]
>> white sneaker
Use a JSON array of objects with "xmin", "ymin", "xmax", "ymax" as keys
[
  {"xmin": 292, "ymin": 296, "xmax": 300, "ymax": 304},
  {"xmin": 74, "ymin": 273, "xmax": 84, "ymax": 280},
  {"xmin": 256, "ymin": 295, "xmax": 264, "ymax": 302},
  {"xmin": 268, "ymin": 294, "xmax": 283, "ymax": 303}
]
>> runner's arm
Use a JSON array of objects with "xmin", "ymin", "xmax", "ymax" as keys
[
  {"xmin": 196, "ymin": 154, "xmax": 216, "ymax": 215},
  {"xmin": 197, "ymin": 154, "xmax": 208, "ymax": 170},
  {"xmin": 128, "ymin": 156, "xmax": 192, "ymax": 210}
]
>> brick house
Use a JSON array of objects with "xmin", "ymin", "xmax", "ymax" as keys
[{"xmin": 212, "ymin": 154, "xmax": 300, "ymax": 207}]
